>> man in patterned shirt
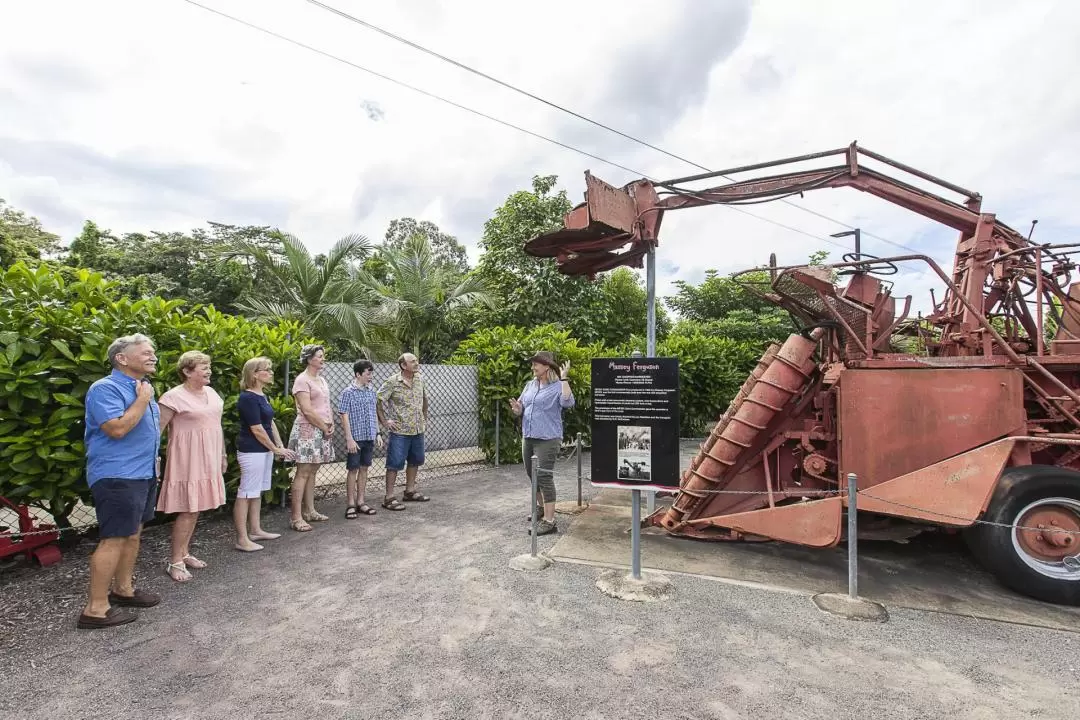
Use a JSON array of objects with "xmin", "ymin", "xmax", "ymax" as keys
[
  {"xmin": 337, "ymin": 359, "xmax": 383, "ymax": 518},
  {"xmin": 376, "ymin": 352, "xmax": 430, "ymax": 509}
]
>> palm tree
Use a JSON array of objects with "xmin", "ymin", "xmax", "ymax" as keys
[
  {"xmin": 374, "ymin": 233, "xmax": 496, "ymax": 356},
  {"xmin": 223, "ymin": 232, "xmax": 398, "ymax": 357}
]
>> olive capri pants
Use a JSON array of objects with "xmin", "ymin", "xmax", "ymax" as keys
[{"xmin": 522, "ymin": 437, "xmax": 560, "ymax": 503}]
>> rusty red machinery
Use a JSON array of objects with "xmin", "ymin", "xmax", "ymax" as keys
[
  {"xmin": 0, "ymin": 496, "xmax": 62, "ymax": 567},
  {"xmin": 526, "ymin": 142, "xmax": 1080, "ymax": 606}
]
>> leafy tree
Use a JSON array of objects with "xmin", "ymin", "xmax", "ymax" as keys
[
  {"xmin": 663, "ymin": 251, "xmax": 831, "ymax": 347},
  {"xmin": 471, "ymin": 175, "xmax": 606, "ymax": 341},
  {"xmin": 665, "ymin": 251, "xmax": 830, "ymax": 323},
  {"xmin": 665, "ymin": 268, "xmax": 777, "ymax": 322},
  {"xmin": 372, "ymin": 233, "xmax": 495, "ymax": 359},
  {"xmin": 362, "ymin": 251, "xmax": 392, "ymax": 285},
  {"xmin": 223, "ymin": 232, "xmax": 397, "ymax": 358},
  {"xmin": 671, "ymin": 311, "xmax": 791, "ymax": 345},
  {"xmin": 587, "ymin": 267, "xmax": 671, "ymax": 348},
  {"xmin": 382, "ymin": 217, "xmax": 469, "ymax": 278},
  {"xmin": 0, "ymin": 199, "xmax": 62, "ymax": 267},
  {"xmin": 65, "ymin": 220, "xmax": 282, "ymax": 313}
]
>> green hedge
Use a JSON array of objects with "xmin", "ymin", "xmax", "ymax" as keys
[
  {"xmin": 450, "ymin": 322, "xmax": 773, "ymax": 464},
  {"xmin": 448, "ymin": 325, "xmax": 605, "ymax": 464},
  {"xmin": 652, "ymin": 330, "xmax": 765, "ymax": 436},
  {"xmin": 0, "ymin": 262, "xmax": 316, "ymax": 527}
]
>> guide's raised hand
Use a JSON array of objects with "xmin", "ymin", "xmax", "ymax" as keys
[{"xmin": 560, "ymin": 360, "xmax": 571, "ymax": 380}]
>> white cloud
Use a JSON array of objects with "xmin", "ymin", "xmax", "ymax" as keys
[{"xmin": 2, "ymin": 0, "xmax": 1079, "ymax": 316}]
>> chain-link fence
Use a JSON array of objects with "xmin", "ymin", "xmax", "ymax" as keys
[{"xmin": 299, "ymin": 361, "xmax": 489, "ymax": 500}]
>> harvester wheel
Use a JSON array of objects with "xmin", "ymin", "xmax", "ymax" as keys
[{"xmin": 965, "ymin": 465, "xmax": 1080, "ymax": 606}]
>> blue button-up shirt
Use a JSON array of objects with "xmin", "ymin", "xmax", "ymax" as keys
[
  {"xmin": 84, "ymin": 370, "xmax": 161, "ymax": 486},
  {"xmin": 337, "ymin": 383, "xmax": 379, "ymax": 442},
  {"xmin": 519, "ymin": 378, "xmax": 575, "ymax": 441}
]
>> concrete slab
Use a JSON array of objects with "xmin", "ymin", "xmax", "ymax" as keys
[
  {"xmin": 548, "ymin": 490, "xmax": 1080, "ymax": 633},
  {"xmin": 595, "ymin": 569, "xmax": 675, "ymax": 603},
  {"xmin": 509, "ymin": 552, "xmax": 553, "ymax": 571},
  {"xmin": 812, "ymin": 592, "xmax": 889, "ymax": 623}
]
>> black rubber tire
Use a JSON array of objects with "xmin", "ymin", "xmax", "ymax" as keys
[{"xmin": 963, "ymin": 465, "xmax": 1080, "ymax": 606}]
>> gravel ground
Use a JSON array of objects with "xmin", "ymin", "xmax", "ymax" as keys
[{"xmin": 2, "ymin": 456, "xmax": 1078, "ymax": 720}]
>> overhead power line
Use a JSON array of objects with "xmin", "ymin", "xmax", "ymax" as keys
[
  {"xmin": 178, "ymin": 0, "xmax": 921, "ymax": 268},
  {"xmin": 302, "ymin": 0, "xmax": 922, "ymax": 256}
]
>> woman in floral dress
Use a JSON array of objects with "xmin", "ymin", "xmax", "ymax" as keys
[{"xmin": 287, "ymin": 344, "xmax": 335, "ymax": 531}]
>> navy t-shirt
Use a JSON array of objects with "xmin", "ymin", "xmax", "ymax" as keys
[{"xmin": 237, "ymin": 390, "xmax": 275, "ymax": 454}]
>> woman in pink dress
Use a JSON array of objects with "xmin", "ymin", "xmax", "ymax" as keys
[
  {"xmin": 287, "ymin": 344, "xmax": 335, "ymax": 532},
  {"xmin": 157, "ymin": 351, "xmax": 227, "ymax": 582}
]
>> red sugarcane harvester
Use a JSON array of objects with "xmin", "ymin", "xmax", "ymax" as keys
[{"xmin": 526, "ymin": 143, "xmax": 1080, "ymax": 606}]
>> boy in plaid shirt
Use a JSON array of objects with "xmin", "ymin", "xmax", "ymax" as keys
[{"xmin": 336, "ymin": 359, "xmax": 383, "ymax": 518}]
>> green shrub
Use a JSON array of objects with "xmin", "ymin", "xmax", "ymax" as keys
[
  {"xmin": 0, "ymin": 262, "xmax": 315, "ymax": 527},
  {"xmin": 655, "ymin": 330, "xmax": 766, "ymax": 436},
  {"xmin": 448, "ymin": 324, "xmax": 605, "ymax": 463},
  {"xmin": 449, "ymin": 320, "xmax": 776, "ymax": 461},
  {"xmin": 612, "ymin": 328, "xmax": 770, "ymax": 436}
]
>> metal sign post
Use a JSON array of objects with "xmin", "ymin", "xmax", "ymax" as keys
[
  {"xmin": 592, "ymin": 245, "xmax": 666, "ymax": 583},
  {"xmin": 635, "ymin": 245, "xmax": 658, "ymax": 577},
  {"xmin": 645, "ymin": 246, "xmax": 658, "ymax": 520}
]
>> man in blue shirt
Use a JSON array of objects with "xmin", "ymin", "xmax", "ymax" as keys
[{"xmin": 77, "ymin": 333, "xmax": 163, "ymax": 629}]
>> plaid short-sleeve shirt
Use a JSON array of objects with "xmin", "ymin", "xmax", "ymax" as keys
[{"xmin": 336, "ymin": 383, "xmax": 379, "ymax": 442}]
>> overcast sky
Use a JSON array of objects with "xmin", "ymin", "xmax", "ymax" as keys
[{"xmin": 3, "ymin": 0, "xmax": 1079, "ymax": 306}]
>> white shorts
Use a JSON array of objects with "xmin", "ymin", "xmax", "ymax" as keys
[{"xmin": 237, "ymin": 451, "xmax": 274, "ymax": 499}]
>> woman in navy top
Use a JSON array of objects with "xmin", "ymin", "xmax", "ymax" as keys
[
  {"xmin": 234, "ymin": 356, "xmax": 295, "ymax": 552},
  {"xmin": 509, "ymin": 350, "xmax": 575, "ymax": 536}
]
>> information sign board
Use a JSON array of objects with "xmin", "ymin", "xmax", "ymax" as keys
[{"xmin": 590, "ymin": 357, "xmax": 680, "ymax": 490}]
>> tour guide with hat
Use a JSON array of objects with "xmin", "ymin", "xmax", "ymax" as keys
[{"xmin": 509, "ymin": 350, "xmax": 575, "ymax": 536}]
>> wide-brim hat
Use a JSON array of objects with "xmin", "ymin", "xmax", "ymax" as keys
[{"xmin": 527, "ymin": 351, "xmax": 561, "ymax": 374}]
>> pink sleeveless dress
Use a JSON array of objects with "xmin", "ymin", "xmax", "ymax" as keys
[{"xmin": 156, "ymin": 385, "xmax": 226, "ymax": 513}]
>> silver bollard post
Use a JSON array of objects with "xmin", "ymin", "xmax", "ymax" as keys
[
  {"xmin": 530, "ymin": 453, "xmax": 539, "ymax": 557},
  {"xmin": 494, "ymin": 400, "xmax": 501, "ymax": 468},
  {"xmin": 510, "ymin": 452, "xmax": 553, "ymax": 571},
  {"xmin": 808, "ymin": 471, "xmax": 884, "ymax": 620},
  {"xmin": 847, "ymin": 472, "xmax": 858, "ymax": 599},
  {"xmin": 576, "ymin": 432, "xmax": 583, "ymax": 507},
  {"xmin": 631, "ymin": 489, "xmax": 642, "ymax": 580}
]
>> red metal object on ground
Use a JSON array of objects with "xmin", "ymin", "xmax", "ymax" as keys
[
  {"xmin": 528, "ymin": 142, "xmax": 1080, "ymax": 605},
  {"xmin": 0, "ymin": 496, "xmax": 63, "ymax": 567}
]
